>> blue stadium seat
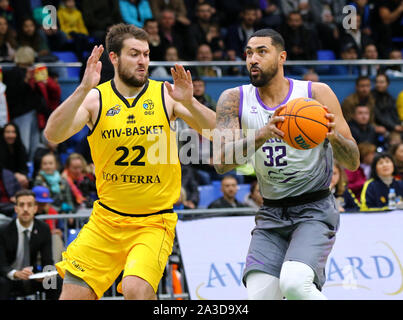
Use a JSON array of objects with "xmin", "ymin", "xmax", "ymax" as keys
[
  {"xmin": 316, "ymin": 50, "xmax": 336, "ymax": 75},
  {"xmin": 52, "ymin": 51, "xmax": 80, "ymax": 79},
  {"xmin": 66, "ymin": 228, "xmax": 80, "ymax": 246},
  {"xmin": 317, "ymin": 50, "xmax": 336, "ymax": 60},
  {"xmin": 236, "ymin": 184, "xmax": 251, "ymax": 203},
  {"xmin": 198, "ymin": 185, "xmax": 220, "ymax": 208}
]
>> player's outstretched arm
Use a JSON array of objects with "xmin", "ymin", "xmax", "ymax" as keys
[
  {"xmin": 165, "ymin": 64, "xmax": 216, "ymax": 135},
  {"xmin": 44, "ymin": 45, "xmax": 104, "ymax": 144},
  {"xmin": 312, "ymin": 82, "xmax": 360, "ymax": 171},
  {"xmin": 213, "ymin": 88, "xmax": 285, "ymax": 174}
]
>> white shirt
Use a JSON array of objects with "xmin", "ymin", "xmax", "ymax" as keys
[{"xmin": 7, "ymin": 219, "xmax": 34, "ymax": 280}]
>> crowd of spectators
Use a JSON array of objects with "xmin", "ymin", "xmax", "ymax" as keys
[{"xmin": 0, "ymin": 0, "xmax": 403, "ymax": 300}]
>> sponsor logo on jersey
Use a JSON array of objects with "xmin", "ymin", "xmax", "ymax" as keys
[
  {"xmin": 106, "ymin": 104, "xmax": 122, "ymax": 116},
  {"xmin": 127, "ymin": 114, "xmax": 136, "ymax": 124},
  {"xmin": 143, "ymin": 99, "xmax": 155, "ymax": 115}
]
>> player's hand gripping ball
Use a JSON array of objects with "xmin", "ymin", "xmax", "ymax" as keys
[{"xmin": 275, "ymin": 97, "xmax": 329, "ymax": 150}]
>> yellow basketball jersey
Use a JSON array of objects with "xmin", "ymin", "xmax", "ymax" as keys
[{"xmin": 87, "ymin": 79, "xmax": 181, "ymax": 215}]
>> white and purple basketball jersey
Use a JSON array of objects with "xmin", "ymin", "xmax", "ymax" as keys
[{"xmin": 239, "ymin": 78, "xmax": 333, "ymax": 200}]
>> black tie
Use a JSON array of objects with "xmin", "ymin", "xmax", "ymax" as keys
[{"xmin": 22, "ymin": 230, "xmax": 30, "ymax": 268}]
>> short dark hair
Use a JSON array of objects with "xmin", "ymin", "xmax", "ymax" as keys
[
  {"xmin": 376, "ymin": 71, "xmax": 390, "ymax": 84},
  {"xmin": 371, "ymin": 153, "xmax": 397, "ymax": 180},
  {"xmin": 355, "ymin": 75, "xmax": 371, "ymax": 86},
  {"xmin": 106, "ymin": 23, "xmax": 148, "ymax": 56},
  {"xmin": 248, "ymin": 28, "xmax": 285, "ymax": 51},
  {"xmin": 15, "ymin": 189, "xmax": 36, "ymax": 203}
]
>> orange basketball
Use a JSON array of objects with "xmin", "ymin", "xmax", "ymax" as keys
[{"xmin": 276, "ymin": 97, "xmax": 329, "ymax": 150}]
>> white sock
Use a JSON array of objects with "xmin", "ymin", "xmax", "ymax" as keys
[
  {"xmin": 245, "ymin": 271, "xmax": 283, "ymax": 300},
  {"xmin": 279, "ymin": 261, "xmax": 327, "ymax": 300}
]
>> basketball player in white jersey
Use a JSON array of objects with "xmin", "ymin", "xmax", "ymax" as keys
[{"xmin": 213, "ymin": 29, "xmax": 360, "ymax": 300}]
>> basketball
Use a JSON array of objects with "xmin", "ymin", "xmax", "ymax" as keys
[{"xmin": 276, "ymin": 97, "xmax": 329, "ymax": 150}]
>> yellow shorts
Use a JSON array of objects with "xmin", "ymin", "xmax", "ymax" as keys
[{"xmin": 55, "ymin": 201, "xmax": 177, "ymax": 299}]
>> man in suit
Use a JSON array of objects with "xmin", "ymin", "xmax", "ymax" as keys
[{"xmin": 0, "ymin": 189, "xmax": 60, "ymax": 299}]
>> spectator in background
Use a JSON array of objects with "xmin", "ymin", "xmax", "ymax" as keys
[
  {"xmin": 339, "ymin": 14, "xmax": 373, "ymax": 58},
  {"xmin": 33, "ymin": 132, "xmax": 60, "ymax": 180},
  {"xmin": 214, "ymin": 0, "xmax": 247, "ymax": 27},
  {"xmin": 0, "ymin": 189, "xmax": 60, "ymax": 300},
  {"xmin": 341, "ymin": 76, "xmax": 375, "ymax": 122},
  {"xmin": 193, "ymin": 77, "xmax": 216, "ymax": 111},
  {"xmin": 258, "ymin": 0, "xmax": 282, "ymax": 29},
  {"xmin": 57, "ymin": 0, "xmax": 91, "ymax": 62},
  {"xmin": 280, "ymin": 0, "xmax": 312, "ymax": 24},
  {"xmin": 331, "ymin": 161, "xmax": 360, "ymax": 212},
  {"xmin": 9, "ymin": 0, "xmax": 31, "ymax": 28},
  {"xmin": 360, "ymin": 152, "xmax": 403, "ymax": 211},
  {"xmin": 32, "ymin": 185, "xmax": 64, "ymax": 263},
  {"xmin": 375, "ymin": 0, "xmax": 403, "ymax": 58},
  {"xmin": 225, "ymin": 5, "xmax": 258, "ymax": 60},
  {"xmin": 205, "ymin": 23, "xmax": 225, "ymax": 61},
  {"xmin": 345, "ymin": 142, "xmax": 376, "ymax": 200},
  {"xmin": 390, "ymin": 142, "xmax": 403, "ymax": 180},
  {"xmin": 143, "ymin": 18, "xmax": 164, "ymax": 61},
  {"xmin": 34, "ymin": 152, "xmax": 74, "ymax": 213},
  {"xmin": 17, "ymin": 17, "xmax": 55, "ymax": 61},
  {"xmin": 0, "ymin": 123, "xmax": 29, "ymax": 189},
  {"xmin": 372, "ymin": 72, "xmax": 403, "ymax": 136},
  {"xmin": 0, "ymin": 163, "xmax": 21, "ymax": 217},
  {"xmin": 4, "ymin": 47, "xmax": 51, "ymax": 160},
  {"xmin": 383, "ymin": 48, "xmax": 403, "ymax": 77},
  {"xmin": 302, "ymin": 69, "xmax": 319, "ymax": 82},
  {"xmin": 194, "ymin": 43, "xmax": 222, "ymax": 77},
  {"xmin": 330, "ymin": 42, "xmax": 360, "ymax": 76},
  {"xmin": 349, "ymin": 0, "xmax": 374, "ymax": 36},
  {"xmin": 0, "ymin": 16, "xmax": 16, "ymax": 62},
  {"xmin": 33, "ymin": 64, "xmax": 61, "ymax": 131},
  {"xmin": 180, "ymin": 164, "xmax": 199, "ymax": 209},
  {"xmin": 158, "ymin": 9, "xmax": 188, "ymax": 60},
  {"xmin": 397, "ymin": 89, "xmax": 403, "ymax": 123},
  {"xmin": 0, "ymin": 66, "xmax": 8, "ymax": 128},
  {"xmin": 208, "ymin": 175, "xmax": 247, "ymax": 209},
  {"xmin": 280, "ymin": 11, "xmax": 318, "ymax": 74},
  {"xmin": 82, "ymin": 0, "xmax": 122, "ymax": 44},
  {"xmin": 244, "ymin": 180, "xmax": 263, "ymax": 209},
  {"xmin": 119, "ymin": 0, "xmax": 153, "ymax": 28},
  {"xmin": 360, "ymin": 43, "xmax": 380, "ymax": 77},
  {"xmin": 62, "ymin": 153, "xmax": 97, "ymax": 210},
  {"xmin": 150, "ymin": 45, "xmax": 179, "ymax": 78},
  {"xmin": 150, "ymin": 0, "xmax": 191, "ymax": 27},
  {"xmin": 316, "ymin": 3, "xmax": 340, "ymax": 54},
  {"xmin": 0, "ymin": 0, "xmax": 15, "ymax": 29},
  {"xmin": 187, "ymin": 2, "xmax": 216, "ymax": 59},
  {"xmin": 347, "ymin": 104, "xmax": 380, "ymax": 146}
]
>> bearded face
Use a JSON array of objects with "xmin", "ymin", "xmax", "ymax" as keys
[
  {"xmin": 248, "ymin": 60, "xmax": 279, "ymax": 87},
  {"xmin": 117, "ymin": 56, "xmax": 148, "ymax": 87}
]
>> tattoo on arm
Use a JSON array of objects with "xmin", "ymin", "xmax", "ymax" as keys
[
  {"xmin": 214, "ymin": 88, "xmax": 265, "ymax": 174},
  {"xmin": 330, "ymin": 132, "xmax": 360, "ymax": 170}
]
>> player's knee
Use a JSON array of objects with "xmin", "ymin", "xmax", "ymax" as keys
[
  {"xmin": 245, "ymin": 271, "xmax": 282, "ymax": 300},
  {"xmin": 122, "ymin": 276, "xmax": 156, "ymax": 300},
  {"xmin": 279, "ymin": 261, "xmax": 315, "ymax": 300}
]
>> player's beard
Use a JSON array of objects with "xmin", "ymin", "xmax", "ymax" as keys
[
  {"xmin": 249, "ymin": 62, "xmax": 278, "ymax": 87},
  {"xmin": 118, "ymin": 58, "xmax": 148, "ymax": 87}
]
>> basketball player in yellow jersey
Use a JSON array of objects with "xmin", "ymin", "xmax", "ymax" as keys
[{"xmin": 44, "ymin": 24, "xmax": 216, "ymax": 300}]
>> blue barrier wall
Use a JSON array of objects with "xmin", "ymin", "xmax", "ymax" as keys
[{"xmin": 60, "ymin": 76, "xmax": 403, "ymax": 104}]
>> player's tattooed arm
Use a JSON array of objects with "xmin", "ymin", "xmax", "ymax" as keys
[
  {"xmin": 213, "ymin": 88, "xmax": 283, "ymax": 174},
  {"xmin": 312, "ymin": 82, "xmax": 360, "ymax": 171}
]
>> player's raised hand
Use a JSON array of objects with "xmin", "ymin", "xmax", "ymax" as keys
[
  {"xmin": 165, "ymin": 64, "xmax": 193, "ymax": 106},
  {"xmin": 81, "ymin": 45, "xmax": 103, "ymax": 91}
]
